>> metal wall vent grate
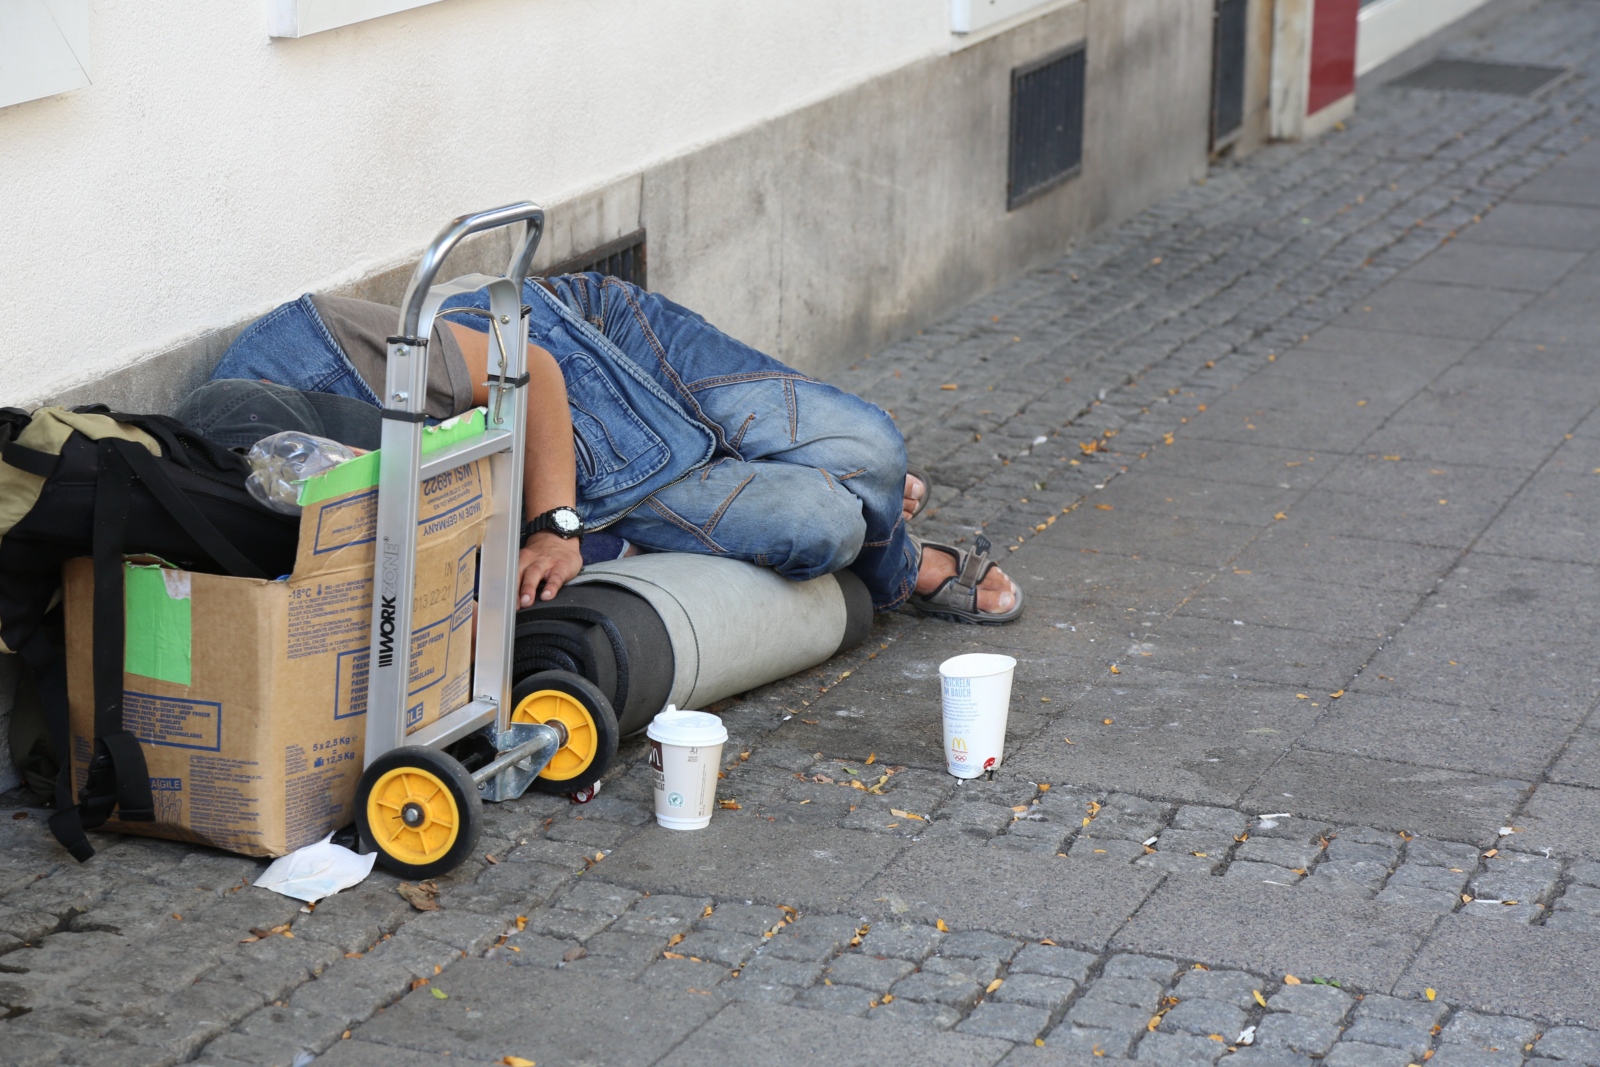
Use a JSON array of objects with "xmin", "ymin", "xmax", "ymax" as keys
[
  {"xmin": 1387, "ymin": 58, "xmax": 1568, "ymax": 97},
  {"xmin": 1211, "ymin": 0, "xmax": 1249, "ymax": 149},
  {"xmin": 1008, "ymin": 44, "xmax": 1086, "ymax": 211},
  {"xmin": 546, "ymin": 229, "xmax": 647, "ymax": 288}
]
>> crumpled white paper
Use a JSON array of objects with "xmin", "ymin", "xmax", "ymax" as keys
[{"xmin": 254, "ymin": 833, "xmax": 376, "ymax": 903}]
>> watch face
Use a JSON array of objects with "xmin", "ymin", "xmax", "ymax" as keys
[{"xmin": 554, "ymin": 508, "xmax": 581, "ymax": 533}]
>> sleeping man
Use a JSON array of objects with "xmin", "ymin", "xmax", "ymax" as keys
[{"xmin": 187, "ymin": 274, "xmax": 1022, "ymax": 625}]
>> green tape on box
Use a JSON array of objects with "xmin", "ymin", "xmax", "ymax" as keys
[
  {"xmin": 297, "ymin": 408, "xmax": 488, "ymax": 506},
  {"xmin": 124, "ymin": 564, "xmax": 192, "ymax": 686}
]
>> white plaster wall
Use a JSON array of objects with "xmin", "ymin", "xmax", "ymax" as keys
[{"xmin": 0, "ymin": 0, "xmax": 950, "ymax": 404}]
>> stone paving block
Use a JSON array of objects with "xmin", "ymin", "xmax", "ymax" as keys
[
  {"xmin": 1224, "ymin": 860, "xmax": 1303, "ymax": 884},
  {"xmin": 195, "ymin": 1030, "xmax": 311, "ymax": 1067},
  {"xmin": 1390, "ymin": 863, "xmax": 1472, "ymax": 893},
  {"xmin": 1375, "ymin": 884, "xmax": 1461, "ymax": 912},
  {"xmin": 1102, "ymin": 954, "xmax": 1182, "ymax": 984},
  {"xmin": 1398, "ymin": 916, "xmax": 1600, "ymax": 1024},
  {"xmin": 1156, "ymin": 829, "xmax": 1238, "ymax": 858},
  {"xmin": 940, "ymin": 930, "xmax": 1023, "ymax": 960},
  {"xmin": 609, "ymin": 892, "xmax": 710, "ymax": 937},
  {"xmin": 1163, "ymin": 997, "xmax": 1250, "ymax": 1039},
  {"xmin": 763, "ymin": 913, "xmax": 859, "ymax": 961},
  {"xmin": 638, "ymin": 956, "xmax": 729, "ymax": 991},
  {"xmin": 1071, "ymin": 837, "xmax": 1148, "ymax": 862},
  {"xmin": 794, "ymin": 982, "xmax": 876, "ymax": 1016},
  {"xmin": 1076, "ymin": 977, "xmax": 1164, "ymax": 1016},
  {"xmin": 1557, "ymin": 885, "xmax": 1600, "ymax": 917},
  {"xmin": 1536, "ymin": 1026, "xmax": 1600, "ymax": 1065},
  {"xmin": 958, "ymin": 1000, "xmax": 1055, "ymax": 1042},
  {"xmin": 1235, "ymin": 838, "xmax": 1322, "ymax": 870},
  {"xmin": 1355, "ymin": 992, "xmax": 1448, "ymax": 1027},
  {"xmin": 1471, "ymin": 853, "xmax": 1564, "ymax": 903},
  {"xmin": 289, "ymin": 882, "xmax": 411, "ymax": 956},
  {"xmin": 1139, "ymin": 851, "xmax": 1225, "ymax": 877},
  {"xmin": 1221, "ymin": 1049, "xmax": 1315, "ymax": 1067},
  {"xmin": 657, "ymin": 1002, "xmax": 1010, "ymax": 1067},
  {"xmin": 1264, "ymin": 982, "xmax": 1354, "ymax": 1022},
  {"xmin": 856, "ymin": 842, "xmax": 1159, "ymax": 945},
  {"xmin": 1340, "ymin": 1017, "xmax": 1434, "ymax": 1057},
  {"xmin": 858, "ymin": 922, "xmax": 943, "ymax": 961},
  {"xmin": 584, "ymin": 930, "xmax": 667, "ymax": 963},
  {"xmin": 740, "ymin": 955, "xmax": 824, "ymax": 987},
  {"xmin": 1173, "ymin": 968, "xmax": 1265, "ymax": 1010},
  {"xmin": 1139, "ymin": 1030, "xmax": 1228, "ymax": 1064},
  {"xmin": 489, "ymin": 930, "xmax": 575, "ymax": 968},
  {"xmin": 1173, "ymin": 806, "xmax": 1250, "ymax": 837},
  {"xmin": 1441, "ymin": 1010, "xmax": 1541, "ymax": 1050},
  {"xmin": 1426, "ymin": 1048, "xmax": 1525, "ymax": 1067},
  {"xmin": 552, "ymin": 879, "xmax": 641, "ymax": 915},
  {"xmin": 993, "ymin": 972, "xmax": 1078, "ymax": 1011},
  {"xmin": 1067, "ymin": 995, "xmax": 1154, "ymax": 1034},
  {"xmin": 1253, "ymin": 1013, "xmax": 1343, "ymax": 1056},
  {"xmin": 545, "ymin": 818, "xmax": 634, "ymax": 849},
  {"xmin": 671, "ymin": 928, "xmax": 764, "ymax": 968},
  {"xmin": 395, "ymin": 910, "xmax": 506, "ymax": 955},
  {"xmin": 1049, "ymin": 1024, "xmax": 1140, "ymax": 1060},
  {"xmin": 1322, "ymin": 1043, "xmax": 1416, "ymax": 1067},
  {"xmin": 922, "ymin": 953, "xmax": 1002, "ymax": 983},
  {"xmin": 362, "ymin": 928, "xmax": 463, "ymax": 981},
  {"xmin": 698, "ymin": 902, "xmax": 787, "ymax": 935},
  {"xmin": 722, "ymin": 977, "xmax": 799, "ymax": 1005},
  {"xmin": 351, "ymin": 960, "xmax": 720, "ymax": 1064},
  {"xmin": 602, "ymin": 819, "xmax": 905, "ymax": 911},
  {"xmin": 1408, "ymin": 840, "xmax": 1491, "ymax": 870},
  {"xmin": 1570, "ymin": 862, "xmax": 1600, "ymax": 888},
  {"xmin": 105, "ymin": 976, "xmax": 267, "ymax": 1060},
  {"xmin": 1461, "ymin": 900, "xmax": 1541, "ymax": 923},
  {"xmin": 520, "ymin": 905, "xmax": 614, "ymax": 941},
  {"xmin": 869, "ymin": 997, "xmax": 961, "ymax": 1030},
  {"xmin": 292, "ymin": 1038, "xmax": 440, "ymax": 1066},
  {"xmin": 1012, "ymin": 942, "xmax": 1096, "ymax": 983},
  {"xmin": 891, "ymin": 969, "xmax": 985, "ymax": 1010},
  {"xmin": 1117, "ymin": 874, "xmax": 1437, "ymax": 989},
  {"xmin": 826, "ymin": 952, "xmax": 918, "ymax": 989}
]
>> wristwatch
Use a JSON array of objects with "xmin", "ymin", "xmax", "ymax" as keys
[{"xmin": 523, "ymin": 506, "xmax": 584, "ymax": 542}]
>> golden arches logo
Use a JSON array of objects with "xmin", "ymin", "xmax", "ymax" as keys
[{"xmin": 950, "ymin": 737, "xmax": 968, "ymax": 751}]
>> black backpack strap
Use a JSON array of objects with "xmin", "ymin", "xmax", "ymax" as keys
[
  {"xmin": 111, "ymin": 439, "xmax": 267, "ymax": 579},
  {"xmin": 80, "ymin": 442, "xmax": 154, "ymax": 831},
  {"xmin": 17, "ymin": 629, "xmax": 94, "ymax": 861}
]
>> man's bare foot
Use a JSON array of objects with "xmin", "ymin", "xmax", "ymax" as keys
[
  {"xmin": 915, "ymin": 544, "xmax": 1018, "ymax": 614},
  {"xmin": 903, "ymin": 471, "xmax": 928, "ymax": 523}
]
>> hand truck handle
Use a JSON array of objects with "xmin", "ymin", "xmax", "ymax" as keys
[{"xmin": 395, "ymin": 202, "xmax": 545, "ymax": 340}]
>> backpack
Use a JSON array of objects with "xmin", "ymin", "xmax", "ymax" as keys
[{"xmin": 0, "ymin": 406, "xmax": 300, "ymax": 861}]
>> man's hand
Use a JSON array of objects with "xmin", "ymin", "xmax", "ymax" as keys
[{"xmin": 517, "ymin": 531, "xmax": 583, "ymax": 607}]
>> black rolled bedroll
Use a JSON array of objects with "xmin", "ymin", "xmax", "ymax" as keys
[{"xmin": 512, "ymin": 554, "xmax": 874, "ymax": 737}]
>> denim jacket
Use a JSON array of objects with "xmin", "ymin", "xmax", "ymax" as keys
[{"xmin": 443, "ymin": 274, "xmax": 718, "ymax": 530}]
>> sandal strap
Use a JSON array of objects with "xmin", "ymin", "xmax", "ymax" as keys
[{"xmin": 954, "ymin": 534, "xmax": 994, "ymax": 594}]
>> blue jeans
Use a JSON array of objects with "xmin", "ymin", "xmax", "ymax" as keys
[{"xmin": 214, "ymin": 277, "xmax": 918, "ymax": 610}]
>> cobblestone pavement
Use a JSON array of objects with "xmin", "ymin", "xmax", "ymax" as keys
[{"xmin": 7, "ymin": 3, "xmax": 1600, "ymax": 1065}]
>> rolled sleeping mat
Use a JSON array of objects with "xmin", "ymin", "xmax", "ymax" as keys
[{"xmin": 512, "ymin": 554, "xmax": 873, "ymax": 736}]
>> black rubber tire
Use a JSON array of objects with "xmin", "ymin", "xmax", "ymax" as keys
[
  {"xmin": 510, "ymin": 669, "xmax": 619, "ymax": 796},
  {"xmin": 355, "ymin": 745, "xmax": 482, "ymax": 879}
]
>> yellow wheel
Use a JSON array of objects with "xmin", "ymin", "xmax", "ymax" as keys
[
  {"xmin": 510, "ymin": 670, "xmax": 618, "ymax": 796},
  {"xmin": 355, "ymin": 746, "xmax": 480, "ymax": 878}
]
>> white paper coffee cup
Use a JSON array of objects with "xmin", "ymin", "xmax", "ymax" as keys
[
  {"xmin": 939, "ymin": 653, "xmax": 1017, "ymax": 779},
  {"xmin": 646, "ymin": 706, "xmax": 729, "ymax": 830}
]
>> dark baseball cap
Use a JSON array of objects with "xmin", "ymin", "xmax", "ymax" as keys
[{"xmin": 176, "ymin": 379, "xmax": 382, "ymax": 451}]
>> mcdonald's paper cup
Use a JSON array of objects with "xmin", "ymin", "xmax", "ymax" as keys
[
  {"xmin": 646, "ymin": 706, "xmax": 729, "ymax": 830},
  {"xmin": 939, "ymin": 653, "xmax": 1017, "ymax": 779}
]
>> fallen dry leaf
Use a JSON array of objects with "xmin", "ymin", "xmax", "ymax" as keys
[
  {"xmin": 501, "ymin": 1058, "xmax": 536, "ymax": 1067},
  {"xmin": 516, "ymin": 915, "xmax": 528, "ymax": 932},
  {"xmin": 865, "ymin": 753, "xmax": 876, "ymax": 765},
  {"xmin": 1253, "ymin": 990, "xmax": 1267, "ymax": 1007},
  {"xmin": 1425, "ymin": 988, "xmax": 1437, "ymax": 1001},
  {"xmin": 1283, "ymin": 975, "xmax": 1301, "ymax": 985},
  {"xmin": 562, "ymin": 945, "xmax": 587, "ymax": 963},
  {"xmin": 430, "ymin": 987, "xmax": 449, "ymax": 1000},
  {"xmin": 986, "ymin": 978, "xmax": 1004, "ymax": 994},
  {"xmin": 398, "ymin": 882, "xmax": 443, "ymax": 911},
  {"xmin": 410, "ymin": 977, "xmax": 430, "ymax": 991},
  {"xmin": 1095, "ymin": 504, "xmax": 1114, "ymax": 511},
  {"xmin": 718, "ymin": 800, "xmax": 742, "ymax": 810},
  {"xmin": 936, "ymin": 918, "xmax": 950, "ymax": 933},
  {"xmin": 662, "ymin": 951, "xmax": 686, "ymax": 960},
  {"xmin": 1108, "ymin": 666, "xmax": 1120, "ymax": 675}
]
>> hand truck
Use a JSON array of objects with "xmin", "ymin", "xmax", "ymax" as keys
[{"xmin": 352, "ymin": 203, "xmax": 619, "ymax": 878}]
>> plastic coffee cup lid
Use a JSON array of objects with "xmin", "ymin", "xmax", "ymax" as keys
[{"xmin": 647, "ymin": 706, "xmax": 729, "ymax": 747}]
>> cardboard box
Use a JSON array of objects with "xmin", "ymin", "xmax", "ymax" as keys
[{"xmin": 64, "ymin": 438, "xmax": 491, "ymax": 858}]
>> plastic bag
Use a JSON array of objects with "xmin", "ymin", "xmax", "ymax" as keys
[
  {"xmin": 245, "ymin": 431, "xmax": 356, "ymax": 514},
  {"xmin": 254, "ymin": 832, "xmax": 376, "ymax": 903}
]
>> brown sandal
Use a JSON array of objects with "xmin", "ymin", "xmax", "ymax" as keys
[{"xmin": 907, "ymin": 534, "xmax": 1024, "ymax": 625}]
